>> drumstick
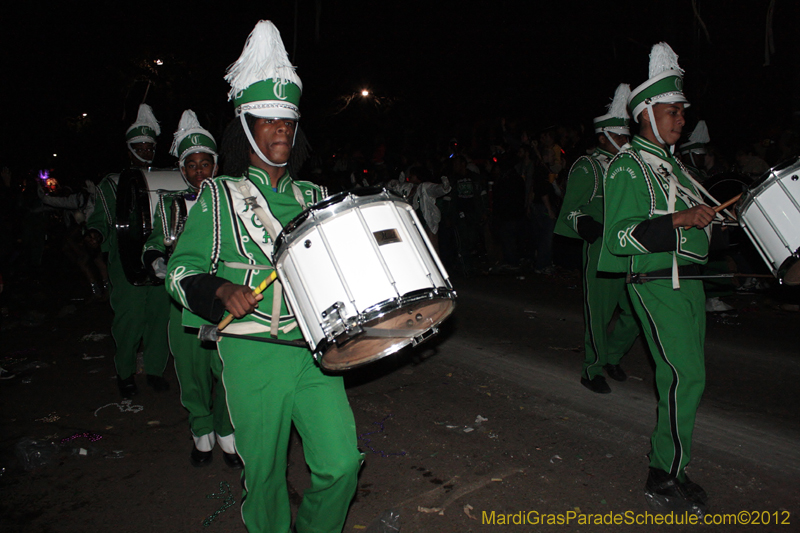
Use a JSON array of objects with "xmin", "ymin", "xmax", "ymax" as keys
[
  {"xmin": 684, "ymin": 193, "xmax": 742, "ymax": 229},
  {"xmin": 713, "ymin": 192, "xmax": 743, "ymax": 214},
  {"xmin": 218, "ymin": 271, "xmax": 277, "ymax": 331}
]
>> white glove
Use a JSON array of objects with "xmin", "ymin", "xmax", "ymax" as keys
[{"xmin": 152, "ymin": 257, "xmax": 167, "ymax": 280}]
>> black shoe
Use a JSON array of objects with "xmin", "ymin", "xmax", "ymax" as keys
[
  {"xmin": 683, "ymin": 474, "xmax": 708, "ymax": 505},
  {"xmin": 117, "ymin": 375, "xmax": 138, "ymax": 398},
  {"xmin": 146, "ymin": 374, "xmax": 170, "ymax": 392},
  {"xmin": 223, "ymin": 451, "xmax": 244, "ymax": 469},
  {"xmin": 604, "ymin": 364, "xmax": 628, "ymax": 382},
  {"xmin": 190, "ymin": 446, "xmax": 213, "ymax": 467},
  {"xmin": 581, "ymin": 375, "xmax": 611, "ymax": 394},
  {"xmin": 644, "ymin": 467, "xmax": 707, "ymax": 517}
]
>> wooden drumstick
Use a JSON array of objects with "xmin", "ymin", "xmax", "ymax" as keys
[
  {"xmin": 217, "ymin": 271, "xmax": 277, "ymax": 331},
  {"xmin": 684, "ymin": 193, "xmax": 742, "ymax": 229}
]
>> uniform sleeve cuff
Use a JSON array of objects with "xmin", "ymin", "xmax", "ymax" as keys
[
  {"xmin": 180, "ymin": 274, "xmax": 228, "ymax": 323},
  {"xmin": 577, "ymin": 217, "xmax": 603, "ymax": 244},
  {"xmin": 630, "ymin": 214, "xmax": 676, "ymax": 252}
]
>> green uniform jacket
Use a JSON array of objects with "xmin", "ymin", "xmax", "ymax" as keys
[
  {"xmin": 599, "ymin": 136, "xmax": 710, "ymax": 274},
  {"xmin": 166, "ymin": 166, "xmax": 326, "ymax": 334},
  {"xmin": 554, "ymin": 148, "xmax": 614, "ymax": 244}
]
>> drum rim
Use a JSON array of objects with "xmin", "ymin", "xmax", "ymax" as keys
[
  {"xmin": 739, "ymin": 156, "xmax": 800, "ymax": 214},
  {"xmin": 357, "ymin": 287, "xmax": 456, "ymax": 327},
  {"xmin": 748, "ymin": 155, "xmax": 800, "ymax": 194},
  {"xmin": 315, "ymin": 331, "xmax": 411, "ymax": 372},
  {"xmin": 315, "ymin": 289, "xmax": 457, "ymax": 371},
  {"xmin": 274, "ymin": 187, "xmax": 408, "ymax": 252}
]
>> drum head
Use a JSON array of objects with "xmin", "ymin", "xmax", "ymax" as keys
[{"xmin": 318, "ymin": 296, "xmax": 455, "ymax": 371}]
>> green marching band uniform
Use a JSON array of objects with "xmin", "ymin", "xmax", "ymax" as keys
[
  {"xmin": 555, "ymin": 84, "xmax": 640, "ymax": 388},
  {"xmin": 86, "ymin": 105, "xmax": 170, "ymax": 390},
  {"xmin": 166, "ymin": 21, "xmax": 362, "ymax": 533},
  {"xmin": 601, "ymin": 134, "xmax": 709, "ymax": 478},
  {"xmin": 142, "ymin": 110, "xmax": 237, "ymax": 463},
  {"xmin": 599, "ymin": 44, "xmax": 712, "ymax": 513}
]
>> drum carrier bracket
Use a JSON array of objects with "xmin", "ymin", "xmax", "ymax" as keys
[{"xmin": 321, "ymin": 302, "xmax": 363, "ymax": 344}]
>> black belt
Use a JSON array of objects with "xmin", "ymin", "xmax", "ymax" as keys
[{"xmin": 627, "ymin": 264, "xmax": 702, "ymax": 284}]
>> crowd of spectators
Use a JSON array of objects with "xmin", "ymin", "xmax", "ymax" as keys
[
  {"xmin": 294, "ymin": 117, "xmax": 800, "ymax": 278},
  {"xmin": 2, "ymin": 115, "xmax": 799, "ymax": 295}
]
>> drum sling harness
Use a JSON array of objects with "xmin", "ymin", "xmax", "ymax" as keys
[{"xmin": 234, "ymin": 179, "xmax": 305, "ymax": 338}]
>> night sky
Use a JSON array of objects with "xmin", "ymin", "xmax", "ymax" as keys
[{"xmin": 2, "ymin": 0, "xmax": 798, "ymax": 184}]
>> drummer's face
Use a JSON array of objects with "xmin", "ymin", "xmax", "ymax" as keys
[
  {"xmin": 250, "ymin": 117, "xmax": 295, "ymax": 168},
  {"xmin": 182, "ymin": 152, "xmax": 216, "ymax": 188},
  {"xmin": 130, "ymin": 142, "xmax": 155, "ymax": 164},
  {"xmin": 647, "ymin": 103, "xmax": 685, "ymax": 147}
]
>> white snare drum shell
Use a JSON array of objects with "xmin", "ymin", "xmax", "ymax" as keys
[
  {"xmin": 275, "ymin": 191, "xmax": 455, "ymax": 370},
  {"xmin": 739, "ymin": 160, "xmax": 800, "ymax": 280}
]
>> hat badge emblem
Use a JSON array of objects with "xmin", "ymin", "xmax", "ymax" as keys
[{"xmin": 273, "ymin": 81, "xmax": 288, "ymax": 101}]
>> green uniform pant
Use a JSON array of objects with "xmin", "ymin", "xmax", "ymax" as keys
[
  {"xmin": 217, "ymin": 336, "xmax": 362, "ymax": 533},
  {"xmin": 108, "ymin": 255, "xmax": 171, "ymax": 379},
  {"xmin": 581, "ymin": 240, "xmax": 640, "ymax": 380},
  {"xmin": 628, "ymin": 279, "xmax": 706, "ymax": 479},
  {"xmin": 168, "ymin": 303, "xmax": 233, "ymax": 439}
]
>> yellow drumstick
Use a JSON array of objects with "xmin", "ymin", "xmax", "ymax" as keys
[{"xmin": 217, "ymin": 271, "xmax": 277, "ymax": 331}]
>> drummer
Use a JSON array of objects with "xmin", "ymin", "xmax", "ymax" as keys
[
  {"xmin": 142, "ymin": 110, "xmax": 241, "ymax": 469},
  {"xmin": 599, "ymin": 43, "xmax": 716, "ymax": 516},
  {"xmin": 554, "ymin": 83, "xmax": 640, "ymax": 394},
  {"xmin": 85, "ymin": 104, "xmax": 172, "ymax": 398},
  {"xmin": 166, "ymin": 21, "xmax": 361, "ymax": 533}
]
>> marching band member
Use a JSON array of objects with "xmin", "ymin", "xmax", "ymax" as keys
[
  {"xmin": 86, "ymin": 104, "xmax": 171, "ymax": 398},
  {"xmin": 166, "ymin": 21, "xmax": 361, "ymax": 533},
  {"xmin": 600, "ymin": 43, "xmax": 715, "ymax": 516},
  {"xmin": 142, "ymin": 110, "xmax": 241, "ymax": 468},
  {"xmin": 555, "ymin": 84, "xmax": 640, "ymax": 394}
]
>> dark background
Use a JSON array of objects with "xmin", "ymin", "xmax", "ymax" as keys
[{"xmin": 2, "ymin": 0, "xmax": 798, "ymax": 186}]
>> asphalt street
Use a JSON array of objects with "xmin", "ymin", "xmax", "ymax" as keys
[{"xmin": 1, "ymin": 266, "xmax": 798, "ymax": 532}]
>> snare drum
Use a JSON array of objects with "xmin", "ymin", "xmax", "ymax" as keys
[
  {"xmin": 274, "ymin": 188, "xmax": 456, "ymax": 370},
  {"xmin": 737, "ymin": 157, "xmax": 800, "ymax": 285},
  {"xmin": 116, "ymin": 168, "xmax": 187, "ymax": 285}
]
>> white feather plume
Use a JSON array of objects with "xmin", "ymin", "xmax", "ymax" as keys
[
  {"xmin": 607, "ymin": 83, "xmax": 631, "ymax": 119},
  {"xmin": 689, "ymin": 120, "xmax": 710, "ymax": 144},
  {"xmin": 648, "ymin": 42, "xmax": 684, "ymax": 78},
  {"xmin": 131, "ymin": 104, "xmax": 160, "ymax": 136},
  {"xmin": 170, "ymin": 109, "xmax": 202, "ymax": 157},
  {"xmin": 225, "ymin": 20, "xmax": 302, "ymax": 101}
]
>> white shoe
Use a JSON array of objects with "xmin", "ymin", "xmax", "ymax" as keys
[
  {"xmin": 216, "ymin": 432, "xmax": 237, "ymax": 455},
  {"xmin": 193, "ymin": 432, "xmax": 216, "ymax": 453},
  {"xmin": 706, "ymin": 297, "xmax": 735, "ymax": 313}
]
